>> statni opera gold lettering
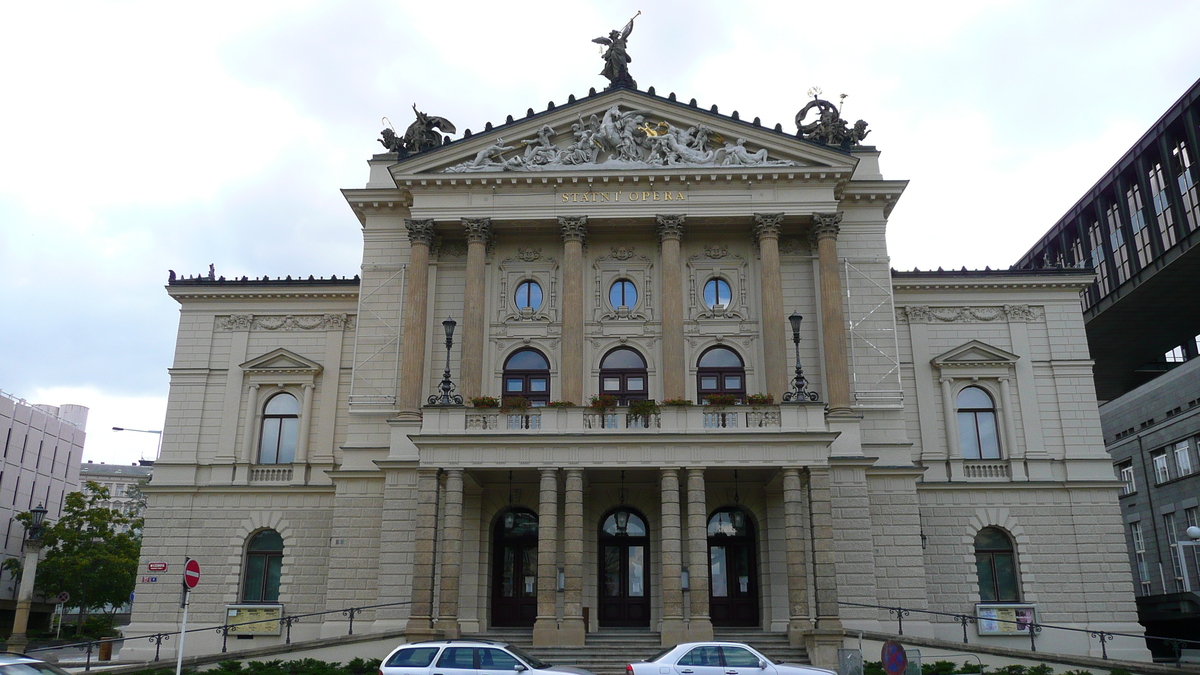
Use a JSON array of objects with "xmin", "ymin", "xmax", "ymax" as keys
[{"xmin": 561, "ymin": 191, "xmax": 686, "ymax": 203}]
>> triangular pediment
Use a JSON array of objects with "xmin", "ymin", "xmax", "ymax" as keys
[
  {"xmin": 932, "ymin": 341, "xmax": 1020, "ymax": 369},
  {"xmin": 240, "ymin": 348, "xmax": 323, "ymax": 375},
  {"xmin": 388, "ymin": 88, "xmax": 858, "ymax": 178}
]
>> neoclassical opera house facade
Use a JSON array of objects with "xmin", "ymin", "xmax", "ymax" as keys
[{"xmin": 125, "ymin": 85, "xmax": 1146, "ymax": 665}]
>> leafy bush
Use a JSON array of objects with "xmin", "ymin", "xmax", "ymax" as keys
[
  {"xmin": 704, "ymin": 393, "xmax": 738, "ymax": 407},
  {"xmin": 922, "ymin": 661, "xmax": 958, "ymax": 675},
  {"xmin": 470, "ymin": 396, "xmax": 499, "ymax": 407},
  {"xmin": 958, "ymin": 662, "xmax": 983, "ymax": 674},
  {"xmin": 500, "ymin": 396, "xmax": 530, "ymax": 411},
  {"xmin": 589, "ymin": 394, "xmax": 618, "ymax": 411},
  {"xmin": 628, "ymin": 399, "xmax": 661, "ymax": 417},
  {"xmin": 662, "ymin": 398, "xmax": 691, "ymax": 406},
  {"xmin": 746, "ymin": 393, "xmax": 774, "ymax": 405},
  {"xmin": 864, "ymin": 661, "xmax": 885, "ymax": 675},
  {"xmin": 546, "ymin": 400, "xmax": 574, "ymax": 407}
]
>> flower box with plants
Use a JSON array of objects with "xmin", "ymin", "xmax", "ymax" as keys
[
  {"xmin": 500, "ymin": 396, "xmax": 531, "ymax": 412},
  {"xmin": 703, "ymin": 393, "xmax": 738, "ymax": 407},
  {"xmin": 746, "ymin": 393, "xmax": 774, "ymax": 406},
  {"xmin": 470, "ymin": 396, "xmax": 500, "ymax": 408},
  {"xmin": 546, "ymin": 400, "xmax": 575, "ymax": 407},
  {"xmin": 589, "ymin": 394, "xmax": 618, "ymax": 413},
  {"xmin": 627, "ymin": 399, "xmax": 661, "ymax": 418},
  {"xmin": 662, "ymin": 398, "xmax": 691, "ymax": 407}
]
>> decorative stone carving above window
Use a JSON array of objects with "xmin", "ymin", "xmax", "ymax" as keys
[
  {"xmin": 240, "ymin": 348, "xmax": 324, "ymax": 385},
  {"xmin": 218, "ymin": 314, "xmax": 354, "ymax": 331},
  {"xmin": 932, "ymin": 340, "xmax": 1020, "ymax": 377},
  {"xmin": 688, "ymin": 248, "xmax": 748, "ymax": 321},
  {"xmin": 497, "ymin": 249, "xmax": 558, "ymax": 323},
  {"xmin": 594, "ymin": 246, "xmax": 653, "ymax": 322},
  {"xmin": 896, "ymin": 305, "xmax": 1044, "ymax": 324}
]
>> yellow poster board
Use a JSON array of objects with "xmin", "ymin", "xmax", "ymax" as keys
[
  {"xmin": 976, "ymin": 603, "xmax": 1036, "ymax": 635},
  {"xmin": 226, "ymin": 605, "xmax": 283, "ymax": 635}
]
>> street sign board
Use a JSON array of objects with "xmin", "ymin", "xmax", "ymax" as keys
[
  {"xmin": 55, "ymin": 591, "xmax": 70, "ymax": 604},
  {"xmin": 148, "ymin": 562, "xmax": 168, "ymax": 572},
  {"xmin": 183, "ymin": 559, "xmax": 201, "ymax": 589},
  {"xmin": 882, "ymin": 641, "xmax": 907, "ymax": 675}
]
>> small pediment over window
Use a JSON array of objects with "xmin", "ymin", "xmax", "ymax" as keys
[
  {"xmin": 932, "ymin": 341, "xmax": 1019, "ymax": 369},
  {"xmin": 240, "ymin": 348, "xmax": 323, "ymax": 376}
]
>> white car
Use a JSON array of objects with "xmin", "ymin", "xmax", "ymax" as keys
[
  {"xmin": 626, "ymin": 642, "xmax": 836, "ymax": 675},
  {"xmin": 380, "ymin": 640, "xmax": 595, "ymax": 675}
]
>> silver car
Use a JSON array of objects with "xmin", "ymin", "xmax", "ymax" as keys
[
  {"xmin": 626, "ymin": 642, "xmax": 835, "ymax": 675},
  {"xmin": 381, "ymin": 640, "xmax": 595, "ymax": 675}
]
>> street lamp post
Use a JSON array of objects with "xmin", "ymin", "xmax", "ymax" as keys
[
  {"xmin": 782, "ymin": 312, "xmax": 819, "ymax": 402},
  {"xmin": 8, "ymin": 503, "xmax": 49, "ymax": 653},
  {"xmin": 1176, "ymin": 525, "xmax": 1200, "ymax": 592},
  {"xmin": 428, "ymin": 317, "xmax": 463, "ymax": 406},
  {"xmin": 112, "ymin": 426, "xmax": 163, "ymax": 461}
]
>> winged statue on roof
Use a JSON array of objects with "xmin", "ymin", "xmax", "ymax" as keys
[{"xmin": 593, "ymin": 11, "xmax": 640, "ymax": 90}]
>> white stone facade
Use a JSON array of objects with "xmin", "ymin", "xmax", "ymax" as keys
[{"xmin": 126, "ymin": 88, "xmax": 1147, "ymax": 665}]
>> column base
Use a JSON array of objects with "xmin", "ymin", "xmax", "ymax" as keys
[
  {"xmin": 558, "ymin": 617, "xmax": 586, "ymax": 646},
  {"xmin": 6, "ymin": 635, "xmax": 29, "ymax": 654},
  {"xmin": 803, "ymin": 628, "xmax": 845, "ymax": 670},
  {"xmin": 404, "ymin": 617, "xmax": 439, "ymax": 642},
  {"xmin": 433, "ymin": 618, "xmax": 461, "ymax": 639},
  {"xmin": 686, "ymin": 617, "xmax": 713, "ymax": 642},
  {"xmin": 786, "ymin": 618, "xmax": 813, "ymax": 647},
  {"xmin": 532, "ymin": 617, "xmax": 559, "ymax": 646},
  {"xmin": 660, "ymin": 618, "xmax": 688, "ymax": 647}
]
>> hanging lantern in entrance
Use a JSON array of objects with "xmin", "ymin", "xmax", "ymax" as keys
[
  {"xmin": 730, "ymin": 508, "xmax": 745, "ymax": 531},
  {"xmin": 504, "ymin": 511, "xmax": 515, "ymax": 530},
  {"xmin": 615, "ymin": 509, "xmax": 630, "ymax": 534}
]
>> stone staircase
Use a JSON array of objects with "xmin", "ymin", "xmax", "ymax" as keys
[{"xmin": 468, "ymin": 628, "xmax": 808, "ymax": 675}]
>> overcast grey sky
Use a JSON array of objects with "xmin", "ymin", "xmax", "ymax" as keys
[{"xmin": 2, "ymin": 0, "xmax": 1198, "ymax": 464}]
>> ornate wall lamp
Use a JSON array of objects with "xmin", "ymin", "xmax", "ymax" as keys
[
  {"xmin": 782, "ymin": 312, "xmax": 820, "ymax": 402},
  {"xmin": 429, "ymin": 317, "xmax": 464, "ymax": 406}
]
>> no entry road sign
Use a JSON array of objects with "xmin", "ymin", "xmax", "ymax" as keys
[{"xmin": 183, "ymin": 559, "xmax": 201, "ymax": 589}]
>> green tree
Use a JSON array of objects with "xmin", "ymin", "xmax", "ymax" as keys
[{"xmin": 13, "ymin": 481, "xmax": 142, "ymax": 634}]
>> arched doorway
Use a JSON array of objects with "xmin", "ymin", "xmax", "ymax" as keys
[
  {"xmin": 492, "ymin": 508, "xmax": 538, "ymax": 627},
  {"xmin": 708, "ymin": 507, "xmax": 759, "ymax": 626},
  {"xmin": 598, "ymin": 507, "xmax": 650, "ymax": 627}
]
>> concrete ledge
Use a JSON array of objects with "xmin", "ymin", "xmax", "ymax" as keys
[{"xmin": 853, "ymin": 630, "xmax": 1200, "ymax": 675}]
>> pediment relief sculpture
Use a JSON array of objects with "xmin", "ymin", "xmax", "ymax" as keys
[
  {"xmin": 932, "ymin": 340, "xmax": 1020, "ymax": 369},
  {"xmin": 241, "ymin": 348, "xmax": 324, "ymax": 376},
  {"xmin": 443, "ymin": 105, "xmax": 798, "ymax": 173}
]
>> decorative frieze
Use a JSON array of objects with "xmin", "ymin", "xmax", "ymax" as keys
[
  {"xmin": 218, "ymin": 314, "xmax": 353, "ymax": 331},
  {"xmin": 896, "ymin": 305, "xmax": 1045, "ymax": 323}
]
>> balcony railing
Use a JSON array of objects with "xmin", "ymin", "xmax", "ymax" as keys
[{"xmin": 431, "ymin": 403, "xmax": 826, "ymax": 435}]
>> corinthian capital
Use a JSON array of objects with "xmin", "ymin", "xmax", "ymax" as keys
[
  {"xmin": 655, "ymin": 214, "xmax": 686, "ymax": 240},
  {"xmin": 753, "ymin": 213, "xmax": 784, "ymax": 241},
  {"xmin": 809, "ymin": 212, "xmax": 843, "ymax": 243},
  {"xmin": 405, "ymin": 218, "xmax": 437, "ymax": 246},
  {"xmin": 462, "ymin": 217, "xmax": 492, "ymax": 245},
  {"xmin": 559, "ymin": 216, "xmax": 588, "ymax": 243}
]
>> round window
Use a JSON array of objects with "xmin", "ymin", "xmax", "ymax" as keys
[
  {"xmin": 704, "ymin": 278, "xmax": 732, "ymax": 307},
  {"xmin": 515, "ymin": 280, "xmax": 543, "ymax": 310},
  {"xmin": 609, "ymin": 279, "xmax": 638, "ymax": 308}
]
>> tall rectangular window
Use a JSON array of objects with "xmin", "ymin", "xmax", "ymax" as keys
[
  {"xmin": 1167, "ymin": 346, "xmax": 1186, "ymax": 363},
  {"xmin": 1165, "ymin": 512, "xmax": 1183, "ymax": 591},
  {"xmin": 1118, "ymin": 462, "xmax": 1136, "ymax": 495},
  {"xmin": 1153, "ymin": 450, "xmax": 1172, "ymax": 484},
  {"xmin": 1089, "ymin": 220, "xmax": 1111, "ymax": 296},
  {"xmin": 1173, "ymin": 140, "xmax": 1200, "ymax": 232},
  {"xmin": 1149, "ymin": 161, "xmax": 1178, "ymax": 248},
  {"xmin": 1106, "ymin": 203, "xmax": 1131, "ymax": 283},
  {"xmin": 1187, "ymin": 507, "xmax": 1200, "ymax": 583},
  {"xmin": 1175, "ymin": 440, "xmax": 1194, "ymax": 476},
  {"xmin": 1131, "ymin": 521, "xmax": 1151, "ymax": 595},
  {"xmin": 1127, "ymin": 183, "xmax": 1153, "ymax": 268}
]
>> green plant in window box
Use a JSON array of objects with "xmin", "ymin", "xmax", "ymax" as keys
[
  {"xmin": 501, "ymin": 396, "xmax": 530, "ymax": 412},
  {"xmin": 704, "ymin": 393, "xmax": 738, "ymax": 407},
  {"xmin": 746, "ymin": 393, "xmax": 774, "ymax": 406},
  {"xmin": 470, "ymin": 396, "xmax": 500, "ymax": 408},
  {"xmin": 546, "ymin": 400, "xmax": 575, "ymax": 407},
  {"xmin": 627, "ymin": 399, "xmax": 661, "ymax": 417},
  {"xmin": 662, "ymin": 398, "xmax": 691, "ymax": 407},
  {"xmin": 589, "ymin": 394, "xmax": 618, "ymax": 412}
]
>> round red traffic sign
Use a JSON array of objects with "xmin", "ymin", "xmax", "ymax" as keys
[
  {"xmin": 183, "ymin": 559, "xmax": 201, "ymax": 589},
  {"xmin": 881, "ymin": 640, "xmax": 907, "ymax": 675}
]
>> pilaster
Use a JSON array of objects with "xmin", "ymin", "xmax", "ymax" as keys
[
  {"xmin": 657, "ymin": 215, "xmax": 687, "ymax": 400},
  {"xmin": 404, "ymin": 467, "xmax": 440, "ymax": 639},
  {"xmin": 560, "ymin": 217, "xmax": 587, "ymax": 404},
  {"xmin": 560, "ymin": 469, "xmax": 586, "ymax": 644},
  {"xmin": 782, "ymin": 468, "xmax": 811, "ymax": 646},
  {"xmin": 755, "ymin": 213, "xmax": 788, "ymax": 399}
]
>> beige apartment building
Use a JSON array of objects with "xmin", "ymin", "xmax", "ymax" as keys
[{"xmin": 126, "ymin": 86, "xmax": 1147, "ymax": 665}]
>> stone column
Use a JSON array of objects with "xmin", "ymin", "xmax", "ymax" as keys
[
  {"xmin": 754, "ymin": 213, "xmax": 788, "ymax": 399},
  {"xmin": 240, "ymin": 383, "xmax": 261, "ymax": 464},
  {"xmin": 294, "ymin": 383, "xmax": 315, "ymax": 464},
  {"xmin": 660, "ymin": 468, "xmax": 686, "ymax": 646},
  {"xmin": 7, "ymin": 541, "xmax": 42, "ymax": 652},
  {"xmin": 560, "ymin": 217, "xmax": 588, "ymax": 404},
  {"xmin": 657, "ymin": 215, "xmax": 687, "ymax": 401},
  {"xmin": 782, "ymin": 468, "xmax": 810, "ymax": 645},
  {"xmin": 805, "ymin": 466, "xmax": 843, "ymax": 670},
  {"xmin": 811, "ymin": 213, "xmax": 852, "ymax": 414},
  {"xmin": 533, "ymin": 468, "xmax": 560, "ymax": 645},
  {"xmin": 434, "ymin": 469, "xmax": 464, "ymax": 638},
  {"xmin": 460, "ymin": 218, "xmax": 492, "ymax": 399},
  {"xmin": 399, "ymin": 219, "xmax": 437, "ymax": 412},
  {"xmin": 561, "ymin": 469, "xmax": 586, "ymax": 644},
  {"xmin": 685, "ymin": 468, "xmax": 714, "ymax": 640},
  {"xmin": 405, "ymin": 468, "xmax": 440, "ymax": 638}
]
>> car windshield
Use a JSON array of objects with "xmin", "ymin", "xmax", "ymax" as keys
[
  {"xmin": 506, "ymin": 645, "xmax": 550, "ymax": 670},
  {"xmin": 0, "ymin": 663, "xmax": 74, "ymax": 675},
  {"xmin": 645, "ymin": 648, "xmax": 674, "ymax": 663}
]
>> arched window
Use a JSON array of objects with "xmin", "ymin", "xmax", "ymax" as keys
[
  {"xmin": 975, "ymin": 527, "xmax": 1019, "ymax": 602},
  {"xmin": 243, "ymin": 530, "xmax": 284, "ymax": 603},
  {"xmin": 259, "ymin": 393, "xmax": 299, "ymax": 465},
  {"xmin": 515, "ymin": 280, "xmax": 543, "ymax": 311},
  {"xmin": 957, "ymin": 386, "xmax": 1001, "ymax": 459},
  {"xmin": 697, "ymin": 347, "xmax": 746, "ymax": 403},
  {"xmin": 609, "ymin": 279, "xmax": 638, "ymax": 309},
  {"xmin": 599, "ymin": 348, "xmax": 648, "ymax": 405},
  {"xmin": 704, "ymin": 278, "xmax": 732, "ymax": 308},
  {"xmin": 503, "ymin": 349, "xmax": 551, "ymax": 405}
]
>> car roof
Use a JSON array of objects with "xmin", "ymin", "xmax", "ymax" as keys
[
  {"xmin": 401, "ymin": 639, "xmax": 506, "ymax": 647},
  {"xmin": 0, "ymin": 654, "xmax": 44, "ymax": 666}
]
